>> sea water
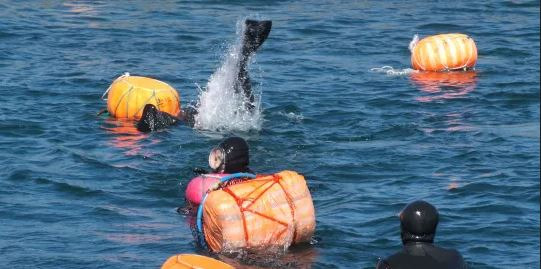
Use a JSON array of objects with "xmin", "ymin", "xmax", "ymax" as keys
[{"xmin": 0, "ymin": 1, "xmax": 539, "ymax": 268}]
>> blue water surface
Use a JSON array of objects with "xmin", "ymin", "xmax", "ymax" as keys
[{"xmin": 0, "ymin": 1, "xmax": 539, "ymax": 268}]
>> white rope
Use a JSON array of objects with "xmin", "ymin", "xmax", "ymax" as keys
[
  {"xmin": 370, "ymin": 66, "xmax": 417, "ymax": 76},
  {"xmin": 409, "ymin": 34, "xmax": 427, "ymax": 71},
  {"xmin": 441, "ymin": 58, "xmax": 450, "ymax": 71},
  {"xmin": 101, "ymin": 72, "xmax": 130, "ymax": 101},
  {"xmin": 369, "ymin": 66, "xmax": 394, "ymax": 72},
  {"xmin": 408, "ymin": 34, "xmax": 419, "ymax": 52}
]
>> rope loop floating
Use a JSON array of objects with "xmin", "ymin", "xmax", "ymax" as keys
[{"xmin": 101, "ymin": 72, "xmax": 130, "ymax": 101}]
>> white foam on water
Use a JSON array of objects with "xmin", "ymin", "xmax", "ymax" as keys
[
  {"xmin": 194, "ymin": 20, "xmax": 263, "ymax": 132},
  {"xmin": 370, "ymin": 66, "xmax": 418, "ymax": 76},
  {"xmin": 278, "ymin": 111, "xmax": 304, "ymax": 123}
]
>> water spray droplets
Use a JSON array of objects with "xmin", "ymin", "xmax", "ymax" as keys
[{"xmin": 194, "ymin": 20, "xmax": 262, "ymax": 132}]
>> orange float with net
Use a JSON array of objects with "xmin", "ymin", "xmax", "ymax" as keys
[
  {"xmin": 161, "ymin": 254, "xmax": 234, "ymax": 269},
  {"xmin": 195, "ymin": 171, "xmax": 316, "ymax": 252},
  {"xmin": 102, "ymin": 73, "xmax": 181, "ymax": 120},
  {"xmin": 410, "ymin": 33, "xmax": 478, "ymax": 72}
]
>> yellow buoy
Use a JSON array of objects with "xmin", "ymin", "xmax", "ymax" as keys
[
  {"xmin": 410, "ymin": 33, "xmax": 478, "ymax": 72},
  {"xmin": 161, "ymin": 254, "xmax": 234, "ymax": 269},
  {"xmin": 105, "ymin": 74, "xmax": 181, "ymax": 120}
]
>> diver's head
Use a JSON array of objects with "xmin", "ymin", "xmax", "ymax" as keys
[
  {"xmin": 400, "ymin": 200, "xmax": 439, "ymax": 244},
  {"xmin": 208, "ymin": 137, "xmax": 250, "ymax": 173}
]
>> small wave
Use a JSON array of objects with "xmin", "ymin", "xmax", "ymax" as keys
[
  {"xmin": 217, "ymin": 245, "xmax": 319, "ymax": 269},
  {"xmin": 370, "ymin": 66, "xmax": 418, "ymax": 76},
  {"xmin": 100, "ymin": 232, "xmax": 169, "ymax": 245},
  {"xmin": 0, "ymin": 30, "xmax": 19, "ymax": 39},
  {"xmin": 278, "ymin": 111, "xmax": 304, "ymax": 123},
  {"xmin": 417, "ymin": 23, "xmax": 464, "ymax": 31},
  {"xmin": 482, "ymin": 122, "xmax": 540, "ymax": 139},
  {"xmin": 7, "ymin": 169, "xmax": 105, "ymax": 198}
]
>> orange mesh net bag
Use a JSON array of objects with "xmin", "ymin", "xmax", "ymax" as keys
[{"xmin": 197, "ymin": 170, "xmax": 316, "ymax": 252}]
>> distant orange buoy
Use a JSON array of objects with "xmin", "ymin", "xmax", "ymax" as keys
[
  {"xmin": 105, "ymin": 74, "xmax": 181, "ymax": 120},
  {"xmin": 410, "ymin": 33, "xmax": 477, "ymax": 72},
  {"xmin": 161, "ymin": 254, "xmax": 234, "ymax": 269}
]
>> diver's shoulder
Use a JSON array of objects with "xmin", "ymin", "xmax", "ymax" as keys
[
  {"xmin": 381, "ymin": 243, "xmax": 467, "ymax": 269},
  {"xmin": 427, "ymin": 245, "xmax": 467, "ymax": 269},
  {"xmin": 377, "ymin": 250, "xmax": 412, "ymax": 269},
  {"xmin": 432, "ymin": 244, "xmax": 465, "ymax": 258}
]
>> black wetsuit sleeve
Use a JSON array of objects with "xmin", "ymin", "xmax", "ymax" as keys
[
  {"xmin": 455, "ymin": 251, "xmax": 468, "ymax": 269},
  {"xmin": 136, "ymin": 104, "xmax": 179, "ymax": 132},
  {"xmin": 181, "ymin": 106, "xmax": 197, "ymax": 128},
  {"xmin": 375, "ymin": 259, "xmax": 392, "ymax": 269}
]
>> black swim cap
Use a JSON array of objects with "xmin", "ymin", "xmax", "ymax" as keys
[
  {"xmin": 209, "ymin": 137, "xmax": 250, "ymax": 173},
  {"xmin": 400, "ymin": 200, "xmax": 439, "ymax": 244}
]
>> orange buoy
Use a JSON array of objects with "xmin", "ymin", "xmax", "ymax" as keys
[
  {"xmin": 202, "ymin": 170, "xmax": 316, "ymax": 252},
  {"xmin": 105, "ymin": 74, "xmax": 181, "ymax": 120},
  {"xmin": 161, "ymin": 254, "xmax": 234, "ymax": 269},
  {"xmin": 410, "ymin": 33, "xmax": 477, "ymax": 72}
]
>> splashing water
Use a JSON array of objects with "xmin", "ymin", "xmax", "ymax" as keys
[
  {"xmin": 370, "ymin": 66, "xmax": 418, "ymax": 76},
  {"xmin": 194, "ymin": 20, "xmax": 263, "ymax": 132}
]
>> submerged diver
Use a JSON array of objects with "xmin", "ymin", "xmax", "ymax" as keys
[
  {"xmin": 376, "ymin": 200, "xmax": 467, "ymax": 269},
  {"xmin": 136, "ymin": 19, "xmax": 272, "ymax": 132}
]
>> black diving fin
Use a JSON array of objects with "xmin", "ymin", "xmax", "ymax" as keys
[
  {"xmin": 241, "ymin": 20, "xmax": 272, "ymax": 59},
  {"xmin": 237, "ymin": 19, "xmax": 272, "ymax": 110}
]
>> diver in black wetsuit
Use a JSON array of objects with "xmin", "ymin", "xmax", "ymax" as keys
[
  {"xmin": 376, "ymin": 200, "xmax": 467, "ymax": 269},
  {"xmin": 136, "ymin": 19, "xmax": 272, "ymax": 132},
  {"xmin": 179, "ymin": 136, "xmax": 252, "ymax": 213},
  {"xmin": 206, "ymin": 136, "xmax": 253, "ymax": 174}
]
